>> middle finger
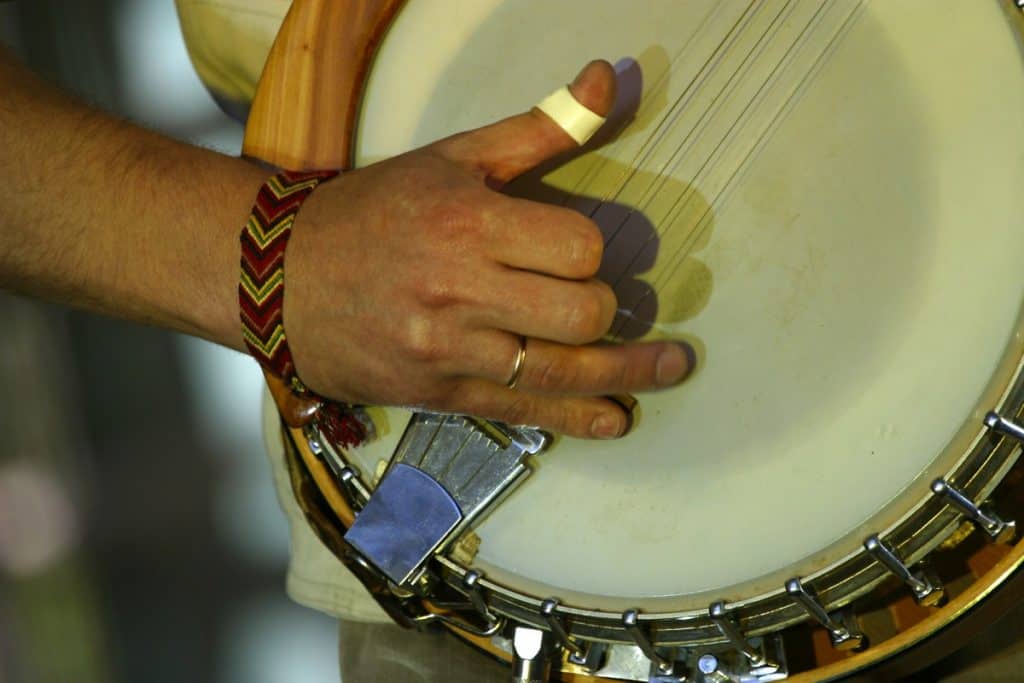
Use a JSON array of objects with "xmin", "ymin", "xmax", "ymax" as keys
[{"xmin": 469, "ymin": 266, "xmax": 617, "ymax": 345}]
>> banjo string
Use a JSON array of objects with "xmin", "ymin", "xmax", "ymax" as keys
[
  {"xmin": 595, "ymin": 0, "xmax": 795, "ymax": 254},
  {"xmin": 608, "ymin": 0, "xmax": 865, "ymax": 339},
  {"xmin": 536, "ymin": 0, "xmax": 862, "ymax": 339},
  {"xmin": 605, "ymin": 0, "xmax": 836, "ymax": 309},
  {"xmin": 556, "ymin": 0, "xmax": 758, "ymax": 210},
  {"xmin": 598, "ymin": 0, "xmax": 805, "ymax": 332},
  {"xmin": 639, "ymin": 0, "xmax": 866, "ymax": 302}
]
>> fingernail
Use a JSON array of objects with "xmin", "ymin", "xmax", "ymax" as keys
[
  {"xmin": 656, "ymin": 342, "xmax": 696, "ymax": 387},
  {"xmin": 591, "ymin": 413, "xmax": 624, "ymax": 439},
  {"xmin": 572, "ymin": 59, "xmax": 607, "ymax": 88}
]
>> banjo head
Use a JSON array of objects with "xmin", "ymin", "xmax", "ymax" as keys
[
  {"xmin": 340, "ymin": 0, "xmax": 1024, "ymax": 616},
  {"xmin": 246, "ymin": 0, "xmax": 1024, "ymax": 679}
]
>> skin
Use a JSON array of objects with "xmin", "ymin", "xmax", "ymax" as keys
[{"xmin": 0, "ymin": 49, "xmax": 693, "ymax": 439}]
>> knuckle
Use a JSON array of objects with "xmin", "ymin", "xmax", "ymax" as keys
[
  {"xmin": 595, "ymin": 281, "xmax": 618, "ymax": 321},
  {"xmin": 546, "ymin": 403, "xmax": 584, "ymax": 436},
  {"xmin": 567, "ymin": 219, "xmax": 604, "ymax": 275},
  {"xmin": 428, "ymin": 200, "xmax": 478, "ymax": 242},
  {"xmin": 596, "ymin": 359, "xmax": 632, "ymax": 391},
  {"xmin": 399, "ymin": 316, "xmax": 447, "ymax": 363},
  {"xmin": 500, "ymin": 395, "xmax": 537, "ymax": 426},
  {"xmin": 534, "ymin": 354, "xmax": 576, "ymax": 393},
  {"xmin": 566, "ymin": 292, "xmax": 610, "ymax": 341},
  {"xmin": 426, "ymin": 194, "xmax": 491, "ymax": 257},
  {"xmin": 417, "ymin": 274, "xmax": 462, "ymax": 308}
]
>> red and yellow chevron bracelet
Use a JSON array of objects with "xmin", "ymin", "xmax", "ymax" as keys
[{"xmin": 239, "ymin": 170, "xmax": 367, "ymax": 449}]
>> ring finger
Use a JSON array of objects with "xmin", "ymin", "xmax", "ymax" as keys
[{"xmin": 461, "ymin": 332, "xmax": 694, "ymax": 397}]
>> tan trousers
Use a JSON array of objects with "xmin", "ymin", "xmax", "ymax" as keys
[{"xmin": 338, "ymin": 621, "xmax": 509, "ymax": 682}]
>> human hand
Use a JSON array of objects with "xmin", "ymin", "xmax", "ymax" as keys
[{"xmin": 283, "ymin": 61, "xmax": 693, "ymax": 439}]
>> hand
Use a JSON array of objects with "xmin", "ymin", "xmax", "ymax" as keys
[{"xmin": 283, "ymin": 61, "xmax": 693, "ymax": 439}]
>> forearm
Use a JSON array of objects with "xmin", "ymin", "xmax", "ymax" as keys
[{"xmin": 0, "ymin": 45, "xmax": 264, "ymax": 350}]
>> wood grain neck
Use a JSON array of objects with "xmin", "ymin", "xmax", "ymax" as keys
[{"xmin": 242, "ymin": 0, "xmax": 405, "ymax": 171}]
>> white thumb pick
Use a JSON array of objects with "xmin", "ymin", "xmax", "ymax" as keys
[{"xmin": 535, "ymin": 85, "xmax": 606, "ymax": 146}]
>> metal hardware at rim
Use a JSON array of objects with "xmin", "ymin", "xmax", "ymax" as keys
[
  {"xmin": 512, "ymin": 627, "xmax": 553, "ymax": 683},
  {"xmin": 930, "ymin": 478, "xmax": 1016, "ymax": 544},
  {"xmin": 541, "ymin": 598, "xmax": 606, "ymax": 671},
  {"xmin": 708, "ymin": 602, "xmax": 779, "ymax": 673},
  {"xmin": 985, "ymin": 410, "xmax": 1024, "ymax": 442},
  {"xmin": 463, "ymin": 570, "xmax": 501, "ymax": 628},
  {"xmin": 412, "ymin": 609, "xmax": 505, "ymax": 638},
  {"xmin": 693, "ymin": 637, "xmax": 789, "ymax": 683},
  {"xmin": 784, "ymin": 578, "xmax": 865, "ymax": 651},
  {"xmin": 304, "ymin": 425, "xmax": 370, "ymax": 506},
  {"xmin": 697, "ymin": 654, "xmax": 729, "ymax": 683},
  {"xmin": 863, "ymin": 535, "xmax": 944, "ymax": 606},
  {"xmin": 622, "ymin": 609, "xmax": 674, "ymax": 674}
]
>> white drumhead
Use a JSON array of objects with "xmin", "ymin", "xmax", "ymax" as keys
[{"xmin": 350, "ymin": 0, "xmax": 1024, "ymax": 610}]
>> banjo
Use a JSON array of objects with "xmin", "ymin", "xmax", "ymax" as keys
[{"xmin": 248, "ymin": 0, "xmax": 1024, "ymax": 680}]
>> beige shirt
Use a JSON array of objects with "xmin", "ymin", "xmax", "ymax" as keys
[
  {"xmin": 176, "ymin": 0, "xmax": 389, "ymax": 623},
  {"xmin": 175, "ymin": 0, "xmax": 287, "ymax": 115}
]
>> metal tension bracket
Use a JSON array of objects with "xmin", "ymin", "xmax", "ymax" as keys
[{"xmin": 344, "ymin": 413, "xmax": 550, "ymax": 586}]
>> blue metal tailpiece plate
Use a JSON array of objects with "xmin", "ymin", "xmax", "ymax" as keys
[{"xmin": 344, "ymin": 462, "xmax": 463, "ymax": 586}]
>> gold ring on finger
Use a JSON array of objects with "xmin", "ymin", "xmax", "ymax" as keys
[{"xmin": 506, "ymin": 336, "xmax": 528, "ymax": 389}]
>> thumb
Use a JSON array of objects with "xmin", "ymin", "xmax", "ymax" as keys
[{"xmin": 434, "ymin": 60, "xmax": 616, "ymax": 185}]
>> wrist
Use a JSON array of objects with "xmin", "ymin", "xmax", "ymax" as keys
[
  {"xmin": 181, "ymin": 153, "xmax": 268, "ymax": 351},
  {"xmin": 238, "ymin": 169, "xmax": 339, "ymax": 384}
]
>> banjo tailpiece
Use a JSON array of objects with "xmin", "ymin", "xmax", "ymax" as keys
[{"xmin": 344, "ymin": 413, "xmax": 550, "ymax": 587}]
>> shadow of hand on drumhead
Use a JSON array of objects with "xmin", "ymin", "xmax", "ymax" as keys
[{"xmin": 505, "ymin": 57, "xmax": 715, "ymax": 346}]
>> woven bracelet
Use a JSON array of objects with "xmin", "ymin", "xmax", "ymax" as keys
[{"xmin": 239, "ymin": 169, "xmax": 366, "ymax": 448}]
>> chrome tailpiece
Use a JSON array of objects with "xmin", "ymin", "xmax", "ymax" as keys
[{"xmin": 343, "ymin": 413, "xmax": 550, "ymax": 586}]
